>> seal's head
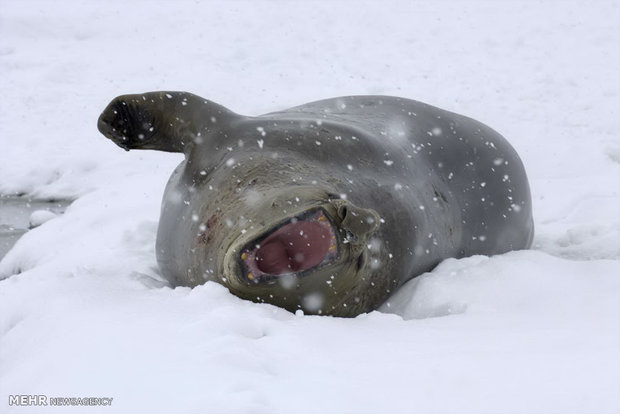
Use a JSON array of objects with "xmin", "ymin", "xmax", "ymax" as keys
[
  {"xmin": 231, "ymin": 199, "xmax": 380, "ymax": 283},
  {"xmin": 188, "ymin": 175, "xmax": 387, "ymax": 316}
]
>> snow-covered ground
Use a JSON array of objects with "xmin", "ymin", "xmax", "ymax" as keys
[{"xmin": 1, "ymin": 1, "xmax": 619, "ymax": 413}]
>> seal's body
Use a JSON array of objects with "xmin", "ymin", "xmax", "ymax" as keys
[{"xmin": 98, "ymin": 92, "xmax": 534, "ymax": 317}]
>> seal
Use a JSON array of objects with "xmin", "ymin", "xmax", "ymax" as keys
[{"xmin": 97, "ymin": 92, "xmax": 534, "ymax": 317}]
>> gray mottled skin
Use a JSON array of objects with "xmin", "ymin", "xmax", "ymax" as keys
[{"xmin": 97, "ymin": 92, "xmax": 534, "ymax": 317}]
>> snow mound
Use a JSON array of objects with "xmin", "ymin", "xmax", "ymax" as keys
[{"xmin": 385, "ymin": 252, "xmax": 619, "ymax": 320}]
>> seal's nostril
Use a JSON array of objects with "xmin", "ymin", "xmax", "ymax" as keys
[
  {"xmin": 334, "ymin": 201, "xmax": 380, "ymax": 242},
  {"xmin": 356, "ymin": 252, "xmax": 366, "ymax": 271},
  {"xmin": 338, "ymin": 205, "xmax": 348, "ymax": 220}
]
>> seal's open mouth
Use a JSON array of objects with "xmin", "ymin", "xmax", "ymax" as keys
[{"xmin": 240, "ymin": 208, "xmax": 339, "ymax": 282}]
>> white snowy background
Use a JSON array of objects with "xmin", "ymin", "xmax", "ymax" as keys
[{"xmin": 1, "ymin": 1, "xmax": 619, "ymax": 413}]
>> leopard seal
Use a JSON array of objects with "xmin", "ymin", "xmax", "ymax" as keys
[{"xmin": 97, "ymin": 92, "xmax": 534, "ymax": 317}]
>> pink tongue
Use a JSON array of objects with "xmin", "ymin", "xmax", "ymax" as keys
[{"xmin": 255, "ymin": 221, "xmax": 331, "ymax": 274}]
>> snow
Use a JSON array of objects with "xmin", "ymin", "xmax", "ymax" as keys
[
  {"xmin": 27, "ymin": 210, "xmax": 58, "ymax": 229},
  {"xmin": 1, "ymin": 0, "xmax": 619, "ymax": 413}
]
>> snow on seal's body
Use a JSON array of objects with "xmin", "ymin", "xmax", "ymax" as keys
[{"xmin": 97, "ymin": 92, "xmax": 534, "ymax": 316}]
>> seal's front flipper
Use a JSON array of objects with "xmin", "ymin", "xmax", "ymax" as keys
[{"xmin": 97, "ymin": 91, "xmax": 238, "ymax": 154}]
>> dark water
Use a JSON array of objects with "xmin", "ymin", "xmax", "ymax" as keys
[{"xmin": 0, "ymin": 196, "xmax": 71, "ymax": 260}]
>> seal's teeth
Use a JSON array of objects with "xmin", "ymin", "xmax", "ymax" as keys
[
  {"xmin": 241, "ymin": 252, "xmax": 247, "ymax": 261},
  {"xmin": 248, "ymin": 272, "xmax": 255, "ymax": 281},
  {"xmin": 318, "ymin": 215, "xmax": 327, "ymax": 222}
]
